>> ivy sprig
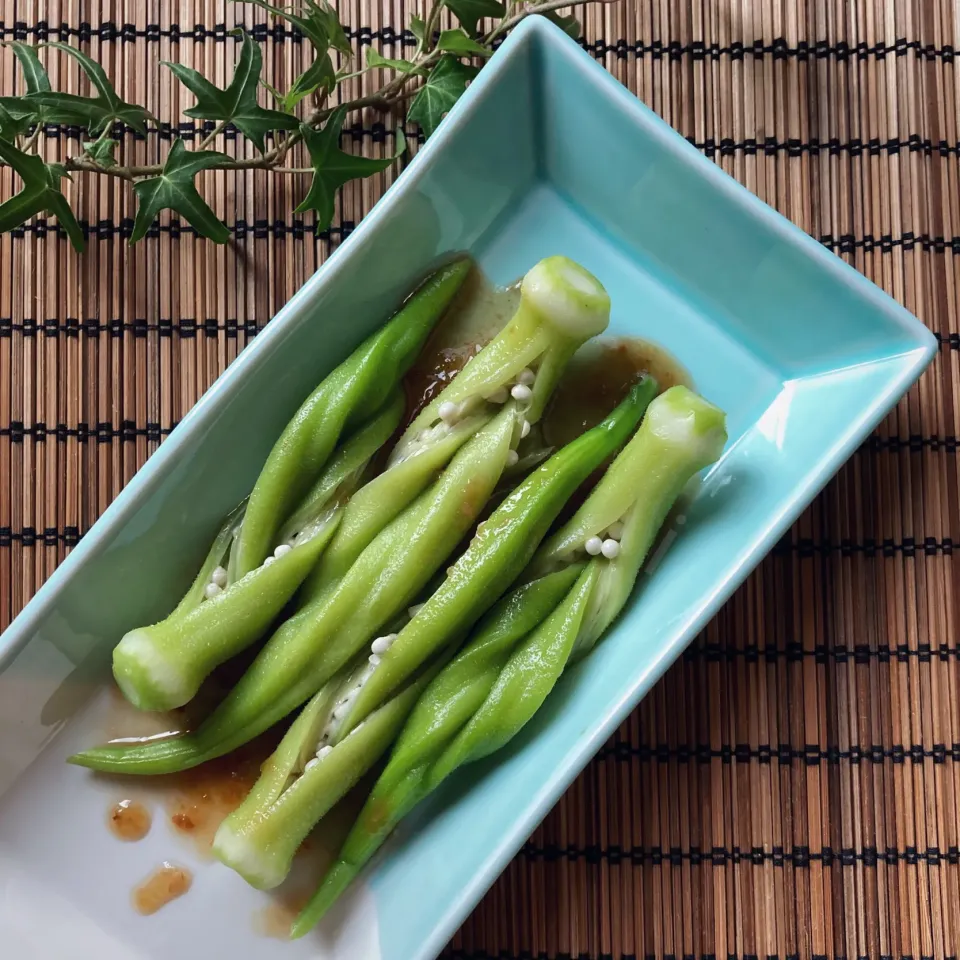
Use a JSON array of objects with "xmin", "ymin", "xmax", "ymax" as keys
[{"xmin": 0, "ymin": 0, "xmax": 607, "ymax": 252}]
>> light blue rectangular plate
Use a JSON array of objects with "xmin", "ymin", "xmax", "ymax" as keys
[{"xmin": 0, "ymin": 16, "xmax": 935, "ymax": 960}]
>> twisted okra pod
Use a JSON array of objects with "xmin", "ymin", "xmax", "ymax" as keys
[
  {"xmin": 291, "ymin": 385, "xmax": 728, "ymax": 936},
  {"xmin": 208, "ymin": 382, "xmax": 655, "ymax": 889},
  {"xmin": 108, "ymin": 257, "xmax": 470, "ymax": 712},
  {"xmin": 232, "ymin": 258, "xmax": 472, "ymax": 578},
  {"xmin": 71, "ymin": 255, "xmax": 617, "ymax": 775},
  {"xmin": 111, "ymin": 393, "xmax": 403, "ymax": 712}
]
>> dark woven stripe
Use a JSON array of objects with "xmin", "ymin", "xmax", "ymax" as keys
[
  {"xmin": 0, "ymin": 525, "xmax": 950, "ymax": 557},
  {"xmin": 0, "ymin": 416, "xmax": 955, "ymax": 459},
  {"xmin": 0, "ymin": 21, "xmax": 418, "ymax": 45},
  {"xmin": 773, "ymin": 535, "xmax": 953, "ymax": 557},
  {"xmin": 8, "ymin": 219, "xmax": 958, "ymax": 255},
  {"xmin": 684, "ymin": 642, "xmax": 960, "ymax": 664},
  {"xmin": 0, "ymin": 319, "xmax": 263, "ymax": 338},
  {"xmin": 31, "ymin": 120, "xmax": 960, "ymax": 160},
  {"xmin": 0, "ymin": 422, "xmax": 175, "ymax": 442},
  {"xmin": 446, "ymin": 951, "xmax": 950, "ymax": 960},
  {"xmin": 520, "ymin": 842, "xmax": 960, "ymax": 868},
  {"xmin": 8, "ymin": 217, "xmax": 355, "ymax": 242},
  {"xmin": 0, "ymin": 21, "xmax": 955, "ymax": 62},
  {"xmin": 1, "ymin": 323, "xmax": 953, "ymax": 365},
  {"xmin": 595, "ymin": 741, "xmax": 960, "ymax": 765},
  {"xmin": 867, "ymin": 433, "xmax": 960, "ymax": 451}
]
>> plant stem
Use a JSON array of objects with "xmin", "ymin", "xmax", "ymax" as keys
[
  {"xmin": 23, "ymin": 0, "xmax": 601, "ymax": 185},
  {"xmin": 197, "ymin": 119, "xmax": 229, "ymax": 151}
]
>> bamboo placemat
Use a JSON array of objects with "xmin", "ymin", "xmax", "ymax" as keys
[{"xmin": 2, "ymin": 1, "xmax": 959, "ymax": 957}]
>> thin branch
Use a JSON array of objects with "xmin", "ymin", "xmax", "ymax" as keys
[{"xmin": 197, "ymin": 119, "xmax": 229, "ymax": 151}]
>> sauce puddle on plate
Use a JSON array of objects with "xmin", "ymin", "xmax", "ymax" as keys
[
  {"xmin": 133, "ymin": 863, "xmax": 193, "ymax": 915},
  {"xmin": 107, "ymin": 799, "xmax": 152, "ymax": 842}
]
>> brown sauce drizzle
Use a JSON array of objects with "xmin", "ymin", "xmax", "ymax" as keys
[
  {"xmin": 107, "ymin": 799, "xmax": 152, "ymax": 842},
  {"xmin": 132, "ymin": 863, "xmax": 193, "ymax": 915}
]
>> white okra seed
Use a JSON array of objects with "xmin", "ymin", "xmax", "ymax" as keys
[
  {"xmin": 506, "ymin": 450, "xmax": 519, "ymax": 467},
  {"xmin": 369, "ymin": 653, "xmax": 382, "ymax": 667},
  {"xmin": 510, "ymin": 383, "xmax": 532, "ymax": 402},
  {"xmin": 408, "ymin": 603, "xmax": 424, "ymax": 618},
  {"xmin": 585, "ymin": 536, "xmax": 603, "ymax": 556},
  {"xmin": 370, "ymin": 633, "xmax": 397, "ymax": 655},
  {"xmin": 263, "ymin": 556, "xmax": 276, "ymax": 567},
  {"xmin": 518, "ymin": 368, "xmax": 535, "ymax": 386},
  {"xmin": 606, "ymin": 521, "xmax": 624, "ymax": 540},
  {"xmin": 304, "ymin": 758, "xmax": 319, "ymax": 773},
  {"xmin": 211, "ymin": 566, "xmax": 228, "ymax": 588},
  {"xmin": 316, "ymin": 745, "xmax": 333, "ymax": 760},
  {"xmin": 520, "ymin": 419, "xmax": 531, "ymax": 439},
  {"xmin": 601, "ymin": 539, "xmax": 621, "ymax": 559},
  {"xmin": 438, "ymin": 400, "xmax": 459, "ymax": 424},
  {"xmin": 204, "ymin": 582, "xmax": 223, "ymax": 600}
]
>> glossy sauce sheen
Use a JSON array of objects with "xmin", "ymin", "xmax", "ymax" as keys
[
  {"xmin": 107, "ymin": 799, "xmax": 151, "ymax": 841},
  {"xmin": 132, "ymin": 863, "xmax": 193, "ymax": 915},
  {"xmin": 403, "ymin": 264, "xmax": 689, "ymax": 435}
]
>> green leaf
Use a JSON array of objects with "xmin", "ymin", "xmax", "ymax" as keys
[
  {"xmin": 43, "ymin": 41, "xmax": 150, "ymax": 133},
  {"xmin": 0, "ymin": 43, "xmax": 51, "ymax": 138},
  {"xmin": 543, "ymin": 11, "xmax": 581, "ymax": 38},
  {"xmin": 409, "ymin": 15, "xmax": 427, "ymax": 45},
  {"xmin": 0, "ymin": 98, "xmax": 33, "ymax": 141},
  {"xmin": 4, "ymin": 41, "xmax": 51, "ymax": 93},
  {"xmin": 306, "ymin": 0, "xmax": 352, "ymax": 57},
  {"xmin": 407, "ymin": 56, "xmax": 478, "ymax": 137},
  {"xmin": 285, "ymin": 51, "xmax": 336, "ymax": 111},
  {"xmin": 296, "ymin": 108, "xmax": 405, "ymax": 233},
  {"xmin": 83, "ymin": 137, "xmax": 117, "ymax": 167},
  {"xmin": 164, "ymin": 34, "xmax": 297, "ymax": 152},
  {"xmin": 0, "ymin": 138, "xmax": 84, "ymax": 251},
  {"xmin": 365, "ymin": 47, "xmax": 425, "ymax": 74},
  {"xmin": 130, "ymin": 139, "xmax": 230, "ymax": 244},
  {"xmin": 436, "ymin": 28, "xmax": 492, "ymax": 57},
  {"xmin": 238, "ymin": 1, "xmax": 351, "ymax": 108},
  {"xmin": 443, "ymin": 0, "xmax": 505, "ymax": 36},
  {"xmin": 19, "ymin": 90, "xmax": 114, "ymax": 130}
]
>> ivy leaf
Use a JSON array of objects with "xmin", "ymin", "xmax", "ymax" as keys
[
  {"xmin": 0, "ymin": 138, "xmax": 84, "ymax": 251},
  {"xmin": 0, "ymin": 99, "xmax": 32, "ymax": 141},
  {"xmin": 0, "ymin": 42, "xmax": 51, "ymax": 138},
  {"xmin": 164, "ymin": 34, "xmax": 297, "ymax": 152},
  {"xmin": 5, "ymin": 41, "xmax": 51, "ymax": 93},
  {"xmin": 83, "ymin": 137, "xmax": 117, "ymax": 167},
  {"xmin": 130, "ymin": 139, "xmax": 230, "ymax": 244},
  {"xmin": 410, "ymin": 15, "xmax": 427, "ymax": 45},
  {"xmin": 296, "ymin": 108, "xmax": 406, "ymax": 233},
  {"xmin": 18, "ymin": 91, "xmax": 114, "ymax": 130},
  {"xmin": 437, "ymin": 28, "xmax": 492, "ymax": 57},
  {"xmin": 306, "ymin": 0, "xmax": 353, "ymax": 57},
  {"xmin": 365, "ymin": 47, "xmax": 425, "ymax": 74},
  {"xmin": 408, "ymin": 56, "xmax": 478, "ymax": 137},
  {"xmin": 443, "ymin": 0, "xmax": 505, "ymax": 36},
  {"xmin": 543, "ymin": 11, "xmax": 581, "ymax": 38},
  {"xmin": 239, "ymin": 1, "xmax": 351, "ymax": 109},
  {"xmin": 43, "ymin": 41, "xmax": 150, "ymax": 133}
]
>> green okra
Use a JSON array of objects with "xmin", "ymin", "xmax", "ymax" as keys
[
  {"xmin": 110, "ymin": 392, "xmax": 404, "ymax": 712},
  {"xmin": 213, "ymin": 567, "xmax": 580, "ymax": 891},
  {"xmin": 71, "ymin": 255, "xmax": 617, "ymax": 775},
  {"xmin": 233, "ymin": 257, "xmax": 471, "ymax": 577},
  {"xmin": 293, "ymin": 385, "xmax": 728, "ymax": 936},
  {"xmin": 342, "ymin": 377, "xmax": 657, "ymax": 728},
  {"xmin": 297, "ymin": 254, "xmax": 615, "ymax": 604},
  {"xmin": 210, "ymin": 651, "xmax": 448, "ymax": 890},
  {"xmin": 203, "ymin": 383, "xmax": 653, "ymax": 892}
]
